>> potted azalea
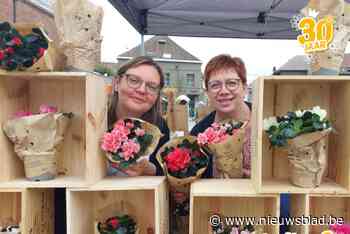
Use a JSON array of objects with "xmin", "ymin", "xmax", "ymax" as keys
[
  {"xmin": 263, "ymin": 106, "xmax": 332, "ymax": 188},
  {"xmin": 101, "ymin": 118, "xmax": 162, "ymax": 174},
  {"xmin": 197, "ymin": 120, "xmax": 249, "ymax": 178},
  {"xmin": 96, "ymin": 215, "xmax": 138, "ymax": 234}
]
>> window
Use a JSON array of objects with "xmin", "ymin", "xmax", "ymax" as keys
[
  {"xmin": 186, "ymin": 73, "xmax": 195, "ymax": 87},
  {"xmin": 165, "ymin": 73, "xmax": 171, "ymax": 86}
]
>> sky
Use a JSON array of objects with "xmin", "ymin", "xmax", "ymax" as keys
[{"xmin": 89, "ymin": 0, "xmax": 349, "ymax": 83}]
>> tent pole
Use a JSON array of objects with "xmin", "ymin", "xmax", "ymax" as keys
[{"xmin": 140, "ymin": 34, "xmax": 145, "ymax": 56}]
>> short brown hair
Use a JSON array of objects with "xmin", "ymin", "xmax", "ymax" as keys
[{"xmin": 204, "ymin": 54, "xmax": 247, "ymax": 89}]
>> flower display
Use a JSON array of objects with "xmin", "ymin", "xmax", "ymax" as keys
[
  {"xmin": 158, "ymin": 137, "xmax": 208, "ymax": 179},
  {"xmin": 102, "ymin": 118, "xmax": 161, "ymax": 169},
  {"xmin": 197, "ymin": 120, "xmax": 249, "ymax": 178},
  {"xmin": 0, "ymin": 22, "xmax": 48, "ymax": 71},
  {"xmin": 263, "ymin": 106, "xmax": 331, "ymax": 147},
  {"xmin": 97, "ymin": 215, "xmax": 137, "ymax": 234},
  {"xmin": 198, "ymin": 121, "xmax": 245, "ymax": 145}
]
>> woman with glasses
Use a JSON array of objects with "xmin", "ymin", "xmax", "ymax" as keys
[
  {"xmin": 190, "ymin": 54, "xmax": 251, "ymax": 178},
  {"xmin": 108, "ymin": 56, "xmax": 170, "ymax": 176}
]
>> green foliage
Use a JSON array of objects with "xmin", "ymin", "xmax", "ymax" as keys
[
  {"xmin": 0, "ymin": 21, "xmax": 48, "ymax": 71},
  {"xmin": 265, "ymin": 110, "xmax": 331, "ymax": 147}
]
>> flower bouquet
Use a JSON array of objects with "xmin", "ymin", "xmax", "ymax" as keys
[
  {"xmin": 197, "ymin": 120, "xmax": 249, "ymax": 178},
  {"xmin": 0, "ymin": 21, "xmax": 56, "ymax": 72},
  {"xmin": 157, "ymin": 136, "xmax": 208, "ymax": 192},
  {"xmin": 263, "ymin": 106, "xmax": 332, "ymax": 188},
  {"xmin": 96, "ymin": 215, "xmax": 138, "ymax": 234},
  {"xmin": 101, "ymin": 118, "xmax": 162, "ymax": 175},
  {"xmin": 2, "ymin": 105, "xmax": 73, "ymax": 181},
  {"xmin": 157, "ymin": 136, "xmax": 208, "ymax": 234}
]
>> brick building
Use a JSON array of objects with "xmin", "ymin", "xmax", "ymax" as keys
[{"xmin": 0, "ymin": 0, "xmax": 58, "ymax": 42}]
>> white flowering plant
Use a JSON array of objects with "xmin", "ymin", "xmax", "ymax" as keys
[{"xmin": 263, "ymin": 106, "xmax": 331, "ymax": 147}]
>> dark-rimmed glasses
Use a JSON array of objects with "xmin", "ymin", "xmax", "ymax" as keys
[
  {"xmin": 123, "ymin": 73, "xmax": 160, "ymax": 95},
  {"xmin": 207, "ymin": 79, "xmax": 241, "ymax": 93}
]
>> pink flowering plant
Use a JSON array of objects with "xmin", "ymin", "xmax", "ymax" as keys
[
  {"xmin": 102, "ymin": 118, "xmax": 161, "ymax": 169},
  {"xmin": 197, "ymin": 121, "xmax": 244, "ymax": 146},
  {"xmin": 13, "ymin": 104, "xmax": 58, "ymax": 118},
  {"xmin": 196, "ymin": 120, "xmax": 249, "ymax": 178}
]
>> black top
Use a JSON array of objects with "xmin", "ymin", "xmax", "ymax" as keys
[
  {"xmin": 190, "ymin": 102, "xmax": 252, "ymax": 178},
  {"xmin": 150, "ymin": 117, "xmax": 170, "ymax": 176}
]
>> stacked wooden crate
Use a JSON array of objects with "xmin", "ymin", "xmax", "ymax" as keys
[
  {"xmin": 0, "ymin": 72, "xmax": 168, "ymax": 234},
  {"xmin": 190, "ymin": 76, "xmax": 350, "ymax": 234}
]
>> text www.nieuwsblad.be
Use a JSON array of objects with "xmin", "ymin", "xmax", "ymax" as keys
[{"xmin": 209, "ymin": 214, "xmax": 344, "ymax": 227}]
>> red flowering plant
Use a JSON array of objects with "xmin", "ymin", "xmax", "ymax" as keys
[
  {"xmin": 157, "ymin": 136, "xmax": 208, "ymax": 230},
  {"xmin": 101, "ymin": 118, "xmax": 162, "ymax": 171},
  {"xmin": 157, "ymin": 136, "xmax": 208, "ymax": 181},
  {"xmin": 0, "ymin": 21, "xmax": 48, "ymax": 71},
  {"xmin": 197, "ymin": 120, "xmax": 250, "ymax": 178},
  {"xmin": 97, "ymin": 215, "xmax": 138, "ymax": 234}
]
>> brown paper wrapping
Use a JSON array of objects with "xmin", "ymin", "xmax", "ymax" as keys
[
  {"xmin": 3, "ymin": 113, "xmax": 72, "ymax": 181},
  {"xmin": 205, "ymin": 121, "xmax": 248, "ymax": 178},
  {"xmin": 156, "ymin": 136, "xmax": 207, "ymax": 191},
  {"xmin": 105, "ymin": 118, "xmax": 162, "ymax": 167},
  {"xmin": 54, "ymin": 0, "xmax": 103, "ymax": 71},
  {"xmin": 157, "ymin": 136, "xmax": 207, "ymax": 234},
  {"xmin": 0, "ymin": 23, "xmax": 58, "ymax": 73},
  {"xmin": 287, "ymin": 129, "xmax": 331, "ymax": 188}
]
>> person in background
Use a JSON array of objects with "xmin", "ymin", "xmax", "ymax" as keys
[
  {"xmin": 190, "ymin": 54, "xmax": 251, "ymax": 178},
  {"xmin": 107, "ymin": 56, "xmax": 170, "ymax": 176}
]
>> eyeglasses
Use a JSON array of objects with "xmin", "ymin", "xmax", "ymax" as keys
[
  {"xmin": 123, "ymin": 73, "xmax": 160, "ymax": 95},
  {"xmin": 207, "ymin": 79, "xmax": 241, "ymax": 93}
]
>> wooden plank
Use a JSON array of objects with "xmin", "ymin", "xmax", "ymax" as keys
[
  {"xmin": 155, "ymin": 178, "xmax": 169, "ymax": 234},
  {"xmin": 329, "ymin": 82, "xmax": 350, "ymax": 191},
  {"xmin": 66, "ymin": 190, "xmax": 93, "ymax": 234},
  {"xmin": 265, "ymin": 197, "xmax": 279, "ymax": 234},
  {"xmin": 0, "ymin": 176, "xmax": 86, "ymax": 188},
  {"xmin": 261, "ymin": 179, "xmax": 349, "ymax": 194},
  {"xmin": 263, "ymin": 75, "xmax": 350, "ymax": 81},
  {"xmin": 251, "ymin": 78, "xmax": 262, "ymax": 191},
  {"xmin": 191, "ymin": 179, "xmax": 273, "ymax": 197},
  {"xmin": 262, "ymin": 79, "xmax": 274, "ymax": 181},
  {"xmin": 0, "ymin": 192, "xmax": 21, "ymax": 228},
  {"xmin": 29, "ymin": 77, "xmax": 86, "ymax": 179},
  {"xmin": 22, "ymin": 188, "xmax": 54, "ymax": 234},
  {"xmin": 309, "ymin": 195, "xmax": 350, "ymax": 234},
  {"xmin": 70, "ymin": 177, "xmax": 166, "ymax": 191},
  {"xmin": 290, "ymin": 194, "xmax": 308, "ymax": 234},
  {"xmin": 85, "ymin": 74, "xmax": 108, "ymax": 185},
  {"xmin": 0, "ymin": 78, "xmax": 28, "ymax": 181},
  {"xmin": 0, "ymin": 72, "xmax": 88, "ymax": 80}
]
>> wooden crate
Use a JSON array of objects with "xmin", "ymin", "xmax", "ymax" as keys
[
  {"xmin": 252, "ymin": 76, "xmax": 350, "ymax": 193},
  {"xmin": 0, "ymin": 72, "xmax": 108, "ymax": 188},
  {"xmin": 190, "ymin": 179, "xmax": 279, "ymax": 234},
  {"xmin": 308, "ymin": 194, "xmax": 350, "ymax": 234},
  {"xmin": 67, "ymin": 176, "xmax": 168, "ymax": 234},
  {"xmin": 0, "ymin": 188, "xmax": 54, "ymax": 234},
  {"xmin": 288, "ymin": 194, "xmax": 350, "ymax": 234}
]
